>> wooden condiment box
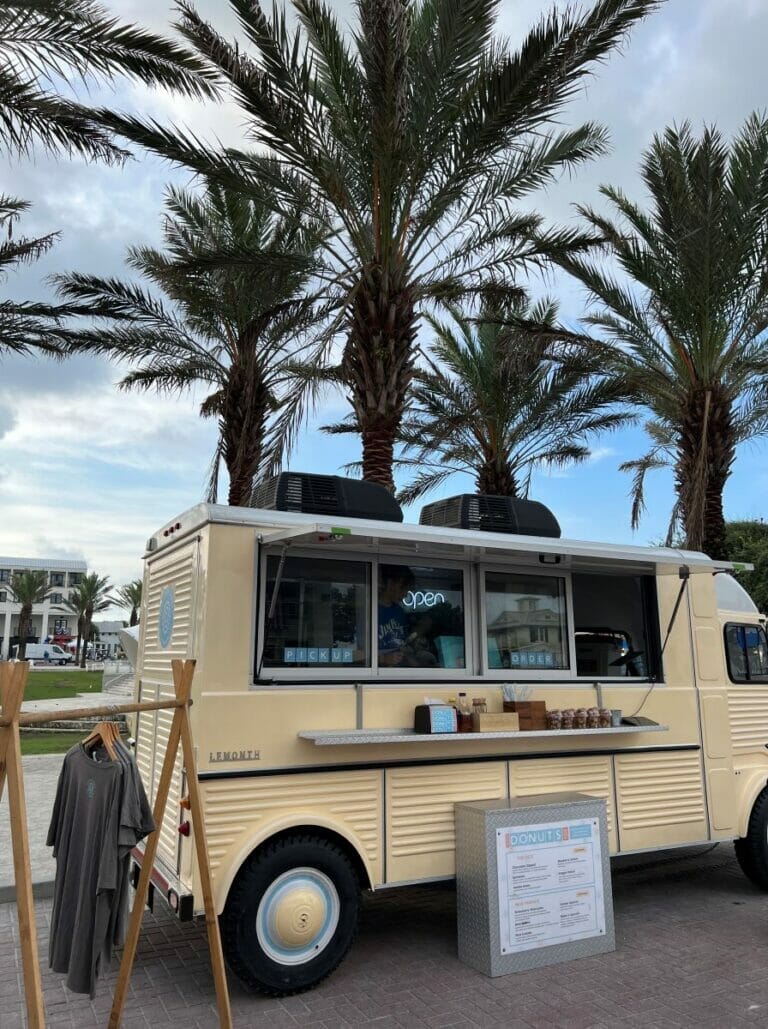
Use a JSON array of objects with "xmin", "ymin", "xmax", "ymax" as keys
[
  {"xmin": 471, "ymin": 712, "xmax": 520, "ymax": 733},
  {"xmin": 502, "ymin": 700, "xmax": 547, "ymax": 731}
]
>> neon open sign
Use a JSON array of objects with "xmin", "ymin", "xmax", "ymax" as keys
[{"xmin": 403, "ymin": 590, "xmax": 446, "ymax": 610}]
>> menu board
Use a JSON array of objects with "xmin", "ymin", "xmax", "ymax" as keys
[{"xmin": 495, "ymin": 819, "xmax": 606, "ymax": 955}]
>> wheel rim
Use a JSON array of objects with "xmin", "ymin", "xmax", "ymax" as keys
[{"xmin": 256, "ymin": 867, "xmax": 340, "ymax": 965}]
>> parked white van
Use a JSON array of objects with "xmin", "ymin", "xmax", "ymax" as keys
[{"xmin": 12, "ymin": 643, "xmax": 73, "ymax": 664}]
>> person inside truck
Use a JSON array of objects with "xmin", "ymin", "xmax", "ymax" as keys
[{"xmin": 378, "ymin": 565, "xmax": 416, "ymax": 667}]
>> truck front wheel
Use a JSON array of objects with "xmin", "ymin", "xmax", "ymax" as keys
[
  {"xmin": 735, "ymin": 788, "xmax": 768, "ymax": 889},
  {"xmin": 221, "ymin": 834, "xmax": 360, "ymax": 996}
]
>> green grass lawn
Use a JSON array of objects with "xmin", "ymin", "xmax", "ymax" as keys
[
  {"xmin": 23, "ymin": 669, "xmax": 103, "ymax": 701},
  {"xmin": 20, "ymin": 731, "xmax": 86, "ymax": 756}
]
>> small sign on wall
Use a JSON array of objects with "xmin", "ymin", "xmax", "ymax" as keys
[{"xmin": 496, "ymin": 818, "xmax": 606, "ymax": 955}]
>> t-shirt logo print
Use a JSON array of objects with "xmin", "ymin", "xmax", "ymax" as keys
[{"xmin": 86, "ymin": 779, "xmax": 96, "ymax": 799}]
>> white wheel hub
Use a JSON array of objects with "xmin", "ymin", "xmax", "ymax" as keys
[{"xmin": 256, "ymin": 867, "xmax": 340, "ymax": 965}]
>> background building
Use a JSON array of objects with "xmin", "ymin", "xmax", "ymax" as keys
[
  {"xmin": 93, "ymin": 620, "xmax": 126, "ymax": 659},
  {"xmin": 0, "ymin": 556, "xmax": 88, "ymax": 659}
]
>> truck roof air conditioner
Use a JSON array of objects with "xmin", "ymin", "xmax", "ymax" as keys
[
  {"xmin": 419, "ymin": 494, "xmax": 560, "ymax": 538},
  {"xmin": 251, "ymin": 472, "xmax": 403, "ymax": 523}
]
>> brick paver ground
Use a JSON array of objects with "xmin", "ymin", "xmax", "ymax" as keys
[{"xmin": 2, "ymin": 844, "xmax": 768, "ymax": 1028}]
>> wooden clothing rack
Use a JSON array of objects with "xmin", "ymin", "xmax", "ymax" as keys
[{"xmin": 0, "ymin": 659, "xmax": 233, "ymax": 1029}]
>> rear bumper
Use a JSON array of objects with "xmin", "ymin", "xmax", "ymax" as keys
[{"xmin": 130, "ymin": 843, "xmax": 195, "ymax": 922}]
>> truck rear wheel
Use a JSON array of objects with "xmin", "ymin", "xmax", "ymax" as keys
[
  {"xmin": 221, "ymin": 834, "xmax": 360, "ymax": 996},
  {"xmin": 735, "ymin": 788, "xmax": 768, "ymax": 889}
]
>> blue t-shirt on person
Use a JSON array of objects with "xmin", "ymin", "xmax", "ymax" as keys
[{"xmin": 378, "ymin": 603, "xmax": 409, "ymax": 655}]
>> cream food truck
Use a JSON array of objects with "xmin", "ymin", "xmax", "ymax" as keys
[{"xmin": 130, "ymin": 472, "xmax": 768, "ymax": 996}]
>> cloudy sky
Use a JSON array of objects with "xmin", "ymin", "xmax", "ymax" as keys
[{"xmin": 1, "ymin": 0, "xmax": 767, "ymax": 612}]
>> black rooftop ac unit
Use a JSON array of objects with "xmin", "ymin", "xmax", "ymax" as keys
[
  {"xmin": 251, "ymin": 472, "xmax": 403, "ymax": 522},
  {"xmin": 419, "ymin": 494, "xmax": 560, "ymax": 538}
]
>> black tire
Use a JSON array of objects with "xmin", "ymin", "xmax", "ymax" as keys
[
  {"xmin": 221, "ymin": 834, "xmax": 360, "ymax": 996},
  {"xmin": 735, "ymin": 788, "xmax": 768, "ymax": 889}
]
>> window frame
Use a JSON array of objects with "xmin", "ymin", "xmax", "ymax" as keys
[
  {"xmin": 724, "ymin": 621, "xmax": 768, "ymax": 684},
  {"xmin": 254, "ymin": 547, "xmax": 473, "ymax": 683},
  {"xmin": 256, "ymin": 546, "xmax": 374, "ymax": 681},
  {"xmin": 252, "ymin": 544, "xmax": 664, "ymax": 687},
  {"xmin": 371, "ymin": 555, "xmax": 473, "ymax": 679},
  {"xmin": 478, "ymin": 563, "xmax": 577, "ymax": 680},
  {"xmin": 571, "ymin": 569, "xmax": 663, "ymax": 684}
]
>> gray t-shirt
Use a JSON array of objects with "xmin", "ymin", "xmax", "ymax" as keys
[
  {"xmin": 47, "ymin": 743, "xmax": 154, "ymax": 997},
  {"xmin": 107, "ymin": 740, "xmax": 155, "ymax": 957}
]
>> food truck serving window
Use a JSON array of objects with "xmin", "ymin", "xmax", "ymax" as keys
[
  {"xmin": 377, "ymin": 564, "xmax": 466, "ymax": 670},
  {"xmin": 483, "ymin": 572, "xmax": 569, "ymax": 671},
  {"xmin": 725, "ymin": 623, "xmax": 768, "ymax": 683},
  {"xmin": 572, "ymin": 572, "xmax": 660, "ymax": 679},
  {"xmin": 262, "ymin": 555, "xmax": 370, "ymax": 668}
]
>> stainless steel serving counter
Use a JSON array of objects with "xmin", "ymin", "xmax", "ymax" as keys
[{"xmin": 298, "ymin": 724, "xmax": 668, "ymax": 746}]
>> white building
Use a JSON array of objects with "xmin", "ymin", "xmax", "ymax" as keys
[
  {"xmin": 0, "ymin": 556, "xmax": 88, "ymax": 659},
  {"xmin": 93, "ymin": 620, "xmax": 127, "ymax": 659}
]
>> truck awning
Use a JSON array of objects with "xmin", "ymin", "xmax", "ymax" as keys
[{"xmin": 255, "ymin": 517, "xmax": 734, "ymax": 572}]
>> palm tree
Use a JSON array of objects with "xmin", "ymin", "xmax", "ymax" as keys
[
  {"xmin": 56, "ymin": 179, "xmax": 323, "ymax": 505},
  {"xmin": 0, "ymin": 0, "xmax": 217, "ymax": 162},
  {"xmin": 7, "ymin": 569, "xmax": 55, "ymax": 659},
  {"xmin": 117, "ymin": 579, "xmax": 142, "ymax": 627},
  {"xmin": 73, "ymin": 573, "xmax": 113, "ymax": 668},
  {"xmin": 0, "ymin": 196, "xmax": 64, "ymax": 356},
  {"xmin": 558, "ymin": 115, "xmax": 768, "ymax": 559},
  {"xmin": 98, "ymin": 0, "xmax": 663, "ymax": 491},
  {"xmin": 0, "ymin": 0, "xmax": 218, "ymax": 358},
  {"xmin": 388, "ymin": 302, "xmax": 630, "ymax": 504},
  {"xmin": 63, "ymin": 584, "xmax": 87, "ymax": 664}
]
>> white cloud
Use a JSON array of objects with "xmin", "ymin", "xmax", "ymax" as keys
[
  {"xmin": 0, "ymin": 379, "xmax": 219, "ymax": 611},
  {"xmin": 586, "ymin": 446, "xmax": 618, "ymax": 465}
]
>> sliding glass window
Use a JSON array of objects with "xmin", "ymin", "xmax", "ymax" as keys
[
  {"xmin": 484, "ymin": 571, "xmax": 569, "ymax": 672},
  {"xmin": 261, "ymin": 555, "xmax": 370, "ymax": 669},
  {"xmin": 377, "ymin": 563, "xmax": 466, "ymax": 670}
]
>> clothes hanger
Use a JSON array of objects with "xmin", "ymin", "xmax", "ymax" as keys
[{"xmin": 82, "ymin": 721, "xmax": 120, "ymax": 761}]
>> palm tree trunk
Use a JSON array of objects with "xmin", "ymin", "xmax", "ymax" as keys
[
  {"xmin": 676, "ymin": 386, "xmax": 735, "ymax": 559},
  {"xmin": 17, "ymin": 603, "xmax": 31, "ymax": 659},
  {"xmin": 222, "ymin": 355, "xmax": 268, "ymax": 506},
  {"xmin": 129, "ymin": 607, "xmax": 138, "ymax": 627},
  {"xmin": 80, "ymin": 617, "xmax": 91, "ymax": 668},
  {"xmin": 476, "ymin": 461, "xmax": 520, "ymax": 497},
  {"xmin": 346, "ymin": 265, "xmax": 417, "ymax": 492}
]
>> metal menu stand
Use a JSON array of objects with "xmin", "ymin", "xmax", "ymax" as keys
[{"xmin": 0, "ymin": 659, "xmax": 233, "ymax": 1029}]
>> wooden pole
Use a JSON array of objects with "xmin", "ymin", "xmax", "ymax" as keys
[
  {"xmin": 0, "ymin": 662, "xmax": 45, "ymax": 1029},
  {"xmin": 107, "ymin": 663, "xmax": 192, "ymax": 1029},
  {"xmin": 177, "ymin": 661, "xmax": 233, "ymax": 1028},
  {"xmin": 0, "ymin": 697, "xmax": 189, "ymax": 729}
]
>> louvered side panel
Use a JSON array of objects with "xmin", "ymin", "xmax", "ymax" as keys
[
  {"xmin": 202, "ymin": 771, "xmax": 383, "ymax": 892},
  {"xmin": 509, "ymin": 757, "xmax": 617, "ymax": 853},
  {"xmin": 615, "ymin": 751, "xmax": 707, "ymax": 850},
  {"xmin": 153, "ymin": 685, "xmax": 182, "ymax": 871},
  {"xmin": 142, "ymin": 541, "xmax": 198, "ymax": 680},
  {"xmin": 728, "ymin": 689, "xmax": 768, "ymax": 754},
  {"xmin": 134, "ymin": 681, "xmax": 157, "ymax": 800},
  {"xmin": 386, "ymin": 763, "xmax": 507, "ymax": 883}
]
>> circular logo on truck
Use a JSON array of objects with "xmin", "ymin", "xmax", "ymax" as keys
[{"xmin": 158, "ymin": 586, "xmax": 175, "ymax": 650}]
